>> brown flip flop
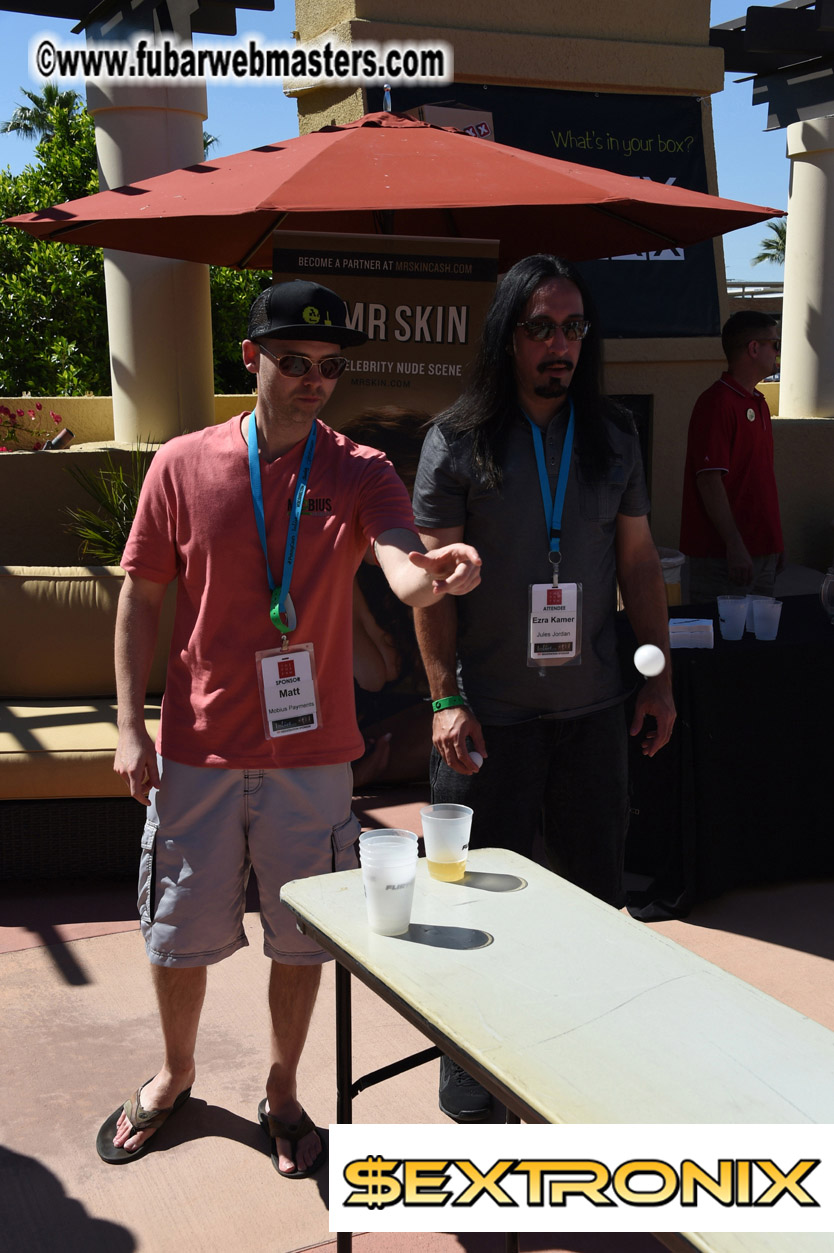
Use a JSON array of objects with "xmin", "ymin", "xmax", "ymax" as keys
[
  {"xmin": 96, "ymin": 1077, "xmax": 192, "ymax": 1164},
  {"xmin": 257, "ymin": 1098, "xmax": 328, "ymax": 1179}
]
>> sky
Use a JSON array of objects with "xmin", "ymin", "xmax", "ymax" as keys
[{"xmin": 0, "ymin": 0, "xmax": 789, "ymax": 281}]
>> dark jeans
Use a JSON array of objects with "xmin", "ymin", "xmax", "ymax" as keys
[{"xmin": 430, "ymin": 703, "xmax": 629, "ymax": 908}]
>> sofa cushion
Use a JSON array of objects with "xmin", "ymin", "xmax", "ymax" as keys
[
  {"xmin": 0, "ymin": 566, "xmax": 173, "ymax": 699},
  {"xmin": 0, "ymin": 700, "xmax": 161, "ymax": 799}
]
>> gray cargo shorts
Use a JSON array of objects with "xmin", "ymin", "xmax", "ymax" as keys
[{"xmin": 138, "ymin": 756, "xmax": 359, "ymax": 967}]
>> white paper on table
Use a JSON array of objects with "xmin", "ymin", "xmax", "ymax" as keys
[{"xmin": 668, "ymin": 618, "xmax": 714, "ymax": 649}]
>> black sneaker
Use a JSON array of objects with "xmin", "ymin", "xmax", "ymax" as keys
[{"xmin": 438, "ymin": 1055, "xmax": 491, "ymax": 1122}]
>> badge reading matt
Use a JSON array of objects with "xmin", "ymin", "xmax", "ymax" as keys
[
  {"xmin": 528, "ymin": 582, "xmax": 583, "ymax": 667},
  {"xmin": 256, "ymin": 643, "xmax": 320, "ymax": 739}
]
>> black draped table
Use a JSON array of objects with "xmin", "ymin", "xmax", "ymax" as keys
[{"xmin": 622, "ymin": 593, "xmax": 834, "ymax": 921}]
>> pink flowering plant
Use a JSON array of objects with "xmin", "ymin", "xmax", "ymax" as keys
[{"xmin": 0, "ymin": 402, "xmax": 63, "ymax": 451}]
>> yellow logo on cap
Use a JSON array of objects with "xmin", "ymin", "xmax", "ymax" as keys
[{"xmin": 302, "ymin": 304, "xmax": 333, "ymax": 327}]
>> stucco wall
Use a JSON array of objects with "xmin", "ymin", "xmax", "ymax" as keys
[
  {"xmin": 291, "ymin": 3, "xmax": 723, "ymax": 131},
  {"xmin": 1, "ymin": 447, "xmax": 139, "ymax": 566},
  {"xmin": 1, "ymin": 394, "xmax": 255, "ymax": 446},
  {"xmin": 772, "ymin": 415, "xmax": 834, "ymax": 572},
  {"xmin": 292, "ymin": 6, "xmax": 723, "ymax": 172},
  {"xmin": 297, "ymin": 0, "xmax": 712, "ymax": 43},
  {"xmin": 0, "ymin": 397, "xmax": 253, "ymax": 565}
]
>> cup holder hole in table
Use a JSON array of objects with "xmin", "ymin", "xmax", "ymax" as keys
[
  {"xmin": 460, "ymin": 872, "xmax": 527, "ymax": 893},
  {"xmin": 402, "ymin": 924, "xmax": 493, "ymax": 949}
]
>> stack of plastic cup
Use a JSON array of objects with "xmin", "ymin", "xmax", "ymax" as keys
[{"xmin": 359, "ymin": 829, "xmax": 418, "ymax": 936}]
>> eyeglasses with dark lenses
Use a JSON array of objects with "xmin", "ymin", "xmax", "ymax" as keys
[
  {"xmin": 517, "ymin": 318, "xmax": 591, "ymax": 343},
  {"xmin": 755, "ymin": 338, "xmax": 781, "ymax": 352},
  {"xmin": 258, "ymin": 344, "xmax": 348, "ymax": 379}
]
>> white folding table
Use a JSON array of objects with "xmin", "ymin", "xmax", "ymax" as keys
[{"xmin": 282, "ymin": 848, "xmax": 834, "ymax": 1253}]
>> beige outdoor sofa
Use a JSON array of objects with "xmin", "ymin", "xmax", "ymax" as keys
[{"xmin": 0, "ymin": 565, "xmax": 173, "ymax": 876}]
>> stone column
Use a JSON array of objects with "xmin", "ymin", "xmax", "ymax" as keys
[
  {"xmin": 779, "ymin": 114, "xmax": 834, "ymax": 418},
  {"xmin": 86, "ymin": 79, "xmax": 215, "ymax": 443}
]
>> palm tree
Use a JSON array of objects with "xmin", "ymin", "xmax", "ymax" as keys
[
  {"xmin": 1, "ymin": 83, "xmax": 81, "ymax": 139},
  {"xmin": 3, "ymin": 82, "xmax": 219, "ymax": 157},
  {"xmin": 751, "ymin": 218, "xmax": 787, "ymax": 267}
]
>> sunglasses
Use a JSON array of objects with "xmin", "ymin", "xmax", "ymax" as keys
[
  {"xmin": 754, "ymin": 338, "xmax": 781, "ymax": 352},
  {"xmin": 517, "ymin": 317, "xmax": 591, "ymax": 343},
  {"xmin": 258, "ymin": 343, "xmax": 348, "ymax": 379}
]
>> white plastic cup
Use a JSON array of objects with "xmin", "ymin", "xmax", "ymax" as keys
[
  {"xmin": 360, "ymin": 833, "xmax": 417, "ymax": 936},
  {"xmin": 355, "ymin": 826, "xmax": 415, "ymax": 847},
  {"xmin": 745, "ymin": 594, "xmax": 774, "ymax": 632},
  {"xmin": 360, "ymin": 828, "xmax": 418, "ymax": 851},
  {"xmin": 753, "ymin": 599, "xmax": 783, "ymax": 640},
  {"xmin": 716, "ymin": 595, "xmax": 748, "ymax": 641},
  {"xmin": 420, "ymin": 803, "xmax": 473, "ymax": 883}
]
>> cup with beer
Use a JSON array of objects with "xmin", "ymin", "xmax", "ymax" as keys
[{"xmin": 420, "ymin": 803, "xmax": 473, "ymax": 882}]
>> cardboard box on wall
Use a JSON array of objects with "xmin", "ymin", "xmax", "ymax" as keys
[{"xmin": 406, "ymin": 104, "xmax": 495, "ymax": 142}]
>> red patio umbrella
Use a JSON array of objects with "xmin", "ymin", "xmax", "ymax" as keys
[{"xmin": 5, "ymin": 111, "xmax": 782, "ymax": 269}]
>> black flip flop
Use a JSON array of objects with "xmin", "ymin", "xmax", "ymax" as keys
[
  {"xmin": 96, "ymin": 1078, "xmax": 192, "ymax": 1164},
  {"xmin": 257, "ymin": 1098, "xmax": 328, "ymax": 1179}
]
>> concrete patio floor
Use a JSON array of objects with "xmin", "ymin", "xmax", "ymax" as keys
[{"xmin": 2, "ymin": 835, "xmax": 832, "ymax": 1253}]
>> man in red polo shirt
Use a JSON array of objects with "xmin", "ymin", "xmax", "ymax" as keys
[{"xmin": 680, "ymin": 311, "xmax": 784, "ymax": 602}]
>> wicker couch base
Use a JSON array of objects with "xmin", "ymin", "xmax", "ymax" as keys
[{"xmin": 1, "ymin": 798, "xmax": 145, "ymax": 879}]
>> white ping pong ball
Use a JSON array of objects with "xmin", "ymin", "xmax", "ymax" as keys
[
  {"xmin": 634, "ymin": 644, "xmax": 666, "ymax": 677},
  {"xmin": 469, "ymin": 751, "xmax": 484, "ymax": 769}
]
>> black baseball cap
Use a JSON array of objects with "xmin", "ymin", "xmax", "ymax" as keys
[{"xmin": 248, "ymin": 280, "xmax": 368, "ymax": 348}]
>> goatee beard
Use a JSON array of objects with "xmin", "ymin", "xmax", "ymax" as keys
[{"xmin": 533, "ymin": 377, "xmax": 569, "ymax": 399}]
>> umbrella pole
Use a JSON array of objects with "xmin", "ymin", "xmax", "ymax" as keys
[
  {"xmin": 238, "ymin": 214, "xmax": 289, "ymax": 268},
  {"xmin": 370, "ymin": 208, "xmax": 460, "ymax": 237},
  {"xmin": 591, "ymin": 204, "xmax": 681, "ymax": 249},
  {"xmin": 373, "ymin": 209, "xmax": 395, "ymax": 234}
]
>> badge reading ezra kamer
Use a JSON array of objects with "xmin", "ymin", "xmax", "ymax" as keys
[{"xmin": 528, "ymin": 582, "xmax": 582, "ymax": 667}]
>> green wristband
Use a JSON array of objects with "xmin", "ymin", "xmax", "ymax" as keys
[{"xmin": 431, "ymin": 695, "xmax": 467, "ymax": 714}]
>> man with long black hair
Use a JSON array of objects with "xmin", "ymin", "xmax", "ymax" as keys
[{"xmin": 412, "ymin": 254, "xmax": 675, "ymax": 1122}]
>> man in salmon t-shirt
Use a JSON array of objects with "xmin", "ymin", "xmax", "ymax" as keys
[{"xmin": 96, "ymin": 280, "xmax": 482, "ymax": 1178}]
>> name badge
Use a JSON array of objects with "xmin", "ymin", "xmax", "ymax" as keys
[
  {"xmin": 255, "ymin": 643, "xmax": 320, "ymax": 739},
  {"xmin": 528, "ymin": 582, "xmax": 583, "ymax": 667}
]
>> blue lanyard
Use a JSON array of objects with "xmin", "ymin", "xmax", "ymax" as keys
[
  {"xmin": 524, "ymin": 399, "xmax": 575, "ymax": 560},
  {"xmin": 247, "ymin": 411, "xmax": 317, "ymax": 634}
]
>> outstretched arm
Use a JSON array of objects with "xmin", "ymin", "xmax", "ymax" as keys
[{"xmin": 373, "ymin": 527, "xmax": 482, "ymax": 608}]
